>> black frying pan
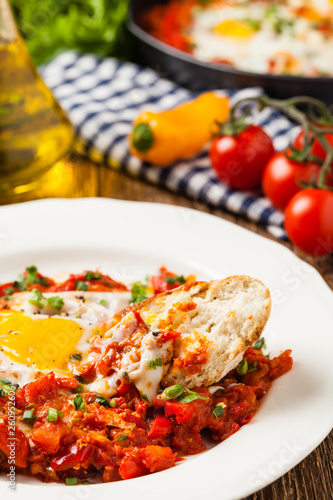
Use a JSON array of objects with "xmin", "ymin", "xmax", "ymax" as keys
[{"xmin": 128, "ymin": 0, "xmax": 333, "ymax": 103}]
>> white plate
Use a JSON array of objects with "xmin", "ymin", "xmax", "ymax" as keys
[{"xmin": 0, "ymin": 198, "xmax": 333, "ymax": 500}]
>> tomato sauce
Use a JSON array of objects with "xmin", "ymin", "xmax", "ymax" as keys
[
  {"xmin": 0, "ymin": 347, "xmax": 292, "ymax": 484},
  {"xmin": 0, "ymin": 267, "xmax": 293, "ymax": 484}
]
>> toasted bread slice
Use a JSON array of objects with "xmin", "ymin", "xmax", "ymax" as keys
[
  {"xmin": 85, "ymin": 276, "xmax": 271, "ymax": 400},
  {"xmin": 136, "ymin": 275, "xmax": 271, "ymax": 389}
]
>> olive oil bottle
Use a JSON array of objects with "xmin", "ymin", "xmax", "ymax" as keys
[{"xmin": 0, "ymin": 0, "xmax": 73, "ymax": 195}]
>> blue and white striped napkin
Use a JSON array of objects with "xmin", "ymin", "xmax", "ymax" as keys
[{"xmin": 41, "ymin": 51, "xmax": 300, "ymax": 239}]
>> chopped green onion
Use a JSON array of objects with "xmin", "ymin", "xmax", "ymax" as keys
[
  {"xmin": 73, "ymin": 418, "xmax": 81, "ymax": 422},
  {"xmin": 46, "ymin": 407, "xmax": 63, "ymax": 422},
  {"xmin": 47, "ymin": 296, "xmax": 64, "ymax": 311},
  {"xmin": 99, "ymin": 299, "xmax": 107, "ymax": 306},
  {"xmin": 266, "ymin": 353, "xmax": 271, "ymax": 359},
  {"xmin": 28, "ymin": 289, "xmax": 47, "ymax": 309},
  {"xmin": 0, "ymin": 379, "xmax": 12, "ymax": 397},
  {"xmin": 253, "ymin": 337, "xmax": 267, "ymax": 350},
  {"xmin": 139, "ymin": 392, "xmax": 149, "ymax": 403},
  {"xmin": 22, "ymin": 410, "xmax": 36, "ymax": 424},
  {"xmin": 213, "ymin": 403, "xmax": 226, "ymax": 418},
  {"xmin": 147, "ymin": 358, "xmax": 163, "ymax": 370},
  {"xmin": 70, "ymin": 353, "xmax": 82, "ymax": 362},
  {"xmin": 75, "ymin": 281, "xmax": 88, "ymax": 291},
  {"xmin": 25, "ymin": 266, "xmax": 40, "ymax": 286},
  {"xmin": 130, "ymin": 423, "xmax": 135, "ymax": 431},
  {"xmin": 116, "ymin": 434, "xmax": 129, "ymax": 442},
  {"xmin": 95, "ymin": 395, "xmax": 115, "ymax": 408},
  {"xmin": 130, "ymin": 282, "xmax": 148, "ymax": 304},
  {"xmin": 161, "ymin": 384, "xmax": 184, "ymax": 400},
  {"xmin": 65, "ymin": 477, "xmax": 78, "ymax": 486},
  {"xmin": 73, "ymin": 395, "xmax": 85, "ymax": 411},
  {"xmin": 85, "ymin": 271, "xmax": 101, "ymax": 280},
  {"xmin": 236, "ymin": 359, "xmax": 248, "ymax": 376},
  {"xmin": 0, "ymin": 378, "xmax": 11, "ymax": 385},
  {"xmin": 248, "ymin": 361, "xmax": 258, "ymax": 373},
  {"xmin": 13, "ymin": 280, "xmax": 26, "ymax": 292},
  {"xmin": 4, "ymin": 286, "xmax": 14, "ymax": 295},
  {"xmin": 25, "ymin": 403, "xmax": 34, "ymax": 409},
  {"xmin": 165, "ymin": 275, "xmax": 186, "ymax": 285},
  {"xmin": 178, "ymin": 388, "xmax": 209, "ymax": 404}
]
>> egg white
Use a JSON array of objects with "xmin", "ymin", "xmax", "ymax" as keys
[{"xmin": 0, "ymin": 291, "xmax": 131, "ymax": 388}]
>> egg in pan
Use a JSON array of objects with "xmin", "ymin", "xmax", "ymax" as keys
[{"xmin": 145, "ymin": 0, "xmax": 333, "ymax": 77}]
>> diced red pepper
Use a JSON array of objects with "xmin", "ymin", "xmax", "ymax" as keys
[
  {"xmin": 119, "ymin": 455, "xmax": 148, "ymax": 480},
  {"xmin": 50, "ymin": 443, "xmax": 112, "ymax": 471},
  {"xmin": 148, "ymin": 414, "xmax": 172, "ymax": 438},
  {"xmin": 163, "ymin": 400, "xmax": 194, "ymax": 424},
  {"xmin": 158, "ymin": 330, "xmax": 181, "ymax": 343}
]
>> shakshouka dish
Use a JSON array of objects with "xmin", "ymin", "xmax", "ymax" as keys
[
  {"xmin": 141, "ymin": 0, "xmax": 333, "ymax": 77},
  {"xmin": 0, "ymin": 266, "xmax": 293, "ymax": 485}
]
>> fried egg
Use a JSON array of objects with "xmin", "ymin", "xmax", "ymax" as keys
[{"xmin": 0, "ymin": 290, "xmax": 131, "ymax": 388}]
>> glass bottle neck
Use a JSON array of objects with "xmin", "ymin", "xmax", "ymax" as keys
[{"xmin": 0, "ymin": 0, "xmax": 18, "ymax": 45}]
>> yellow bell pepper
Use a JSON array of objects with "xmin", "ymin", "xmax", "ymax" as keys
[{"xmin": 129, "ymin": 92, "xmax": 229, "ymax": 166}]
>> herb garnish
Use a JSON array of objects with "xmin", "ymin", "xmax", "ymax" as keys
[
  {"xmin": 73, "ymin": 394, "xmax": 85, "ymax": 411},
  {"xmin": 65, "ymin": 477, "xmax": 78, "ymax": 486},
  {"xmin": 161, "ymin": 384, "xmax": 208, "ymax": 403},
  {"xmin": 46, "ymin": 408, "xmax": 63, "ymax": 422},
  {"xmin": 116, "ymin": 434, "xmax": 129, "ymax": 442},
  {"xmin": 147, "ymin": 358, "xmax": 163, "ymax": 370},
  {"xmin": 253, "ymin": 337, "xmax": 267, "ymax": 350},
  {"xmin": 28, "ymin": 290, "xmax": 64, "ymax": 311},
  {"xmin": 70, "ymin": 353, "xmax": 82, "ymax": 362},
  {"xmin": 130, "ymin": 281, "xmax": 148, "ymax": 303},
  {"xmin": 75, "ymin": 281, "xmax": 88, "ymax": 291},
  {"xmin": 213, "ymin": 402, "xmax": 226, "ymax": 418},
  {"xmin": 85, "ymin": 271, "xmax": 101, "ymax": 280},
  {"xmin": 22, "ymin": 409, "xmax": 36, "ymax": 424},
  {"xmin": 165, "ymin": 275, "xmax": 186, "ymax": 285}
]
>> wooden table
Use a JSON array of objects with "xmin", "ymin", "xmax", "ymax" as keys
[{"xmin": 3, "ymin": 153, "xmax": 333, "ymax": 500}]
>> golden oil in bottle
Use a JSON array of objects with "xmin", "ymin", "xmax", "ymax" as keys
[{"xmin": 0, "ymin": 35, "xmax": 74, "ymax": 194}]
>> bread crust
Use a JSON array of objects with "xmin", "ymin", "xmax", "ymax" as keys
[{"xmin": 135, "ymin": 275, "xmax": 271, "ymax": 388}]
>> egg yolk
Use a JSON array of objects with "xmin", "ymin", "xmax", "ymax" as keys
[
  {"xmin": 0, "ymin": 311, "xmax": 83, "ymax": 372},
  {"xmin": 214, "ymin": 20, "xmax": 254, "ymax": 38}
]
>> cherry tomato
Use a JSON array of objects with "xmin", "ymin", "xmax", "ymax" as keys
[
  {"xmin": 294, "ymin": 126, "xmax": 333, "ymax": 163},
  {"xmin": 262, "ymin": 152, "xmax": 328, "ymax": 211},
  {"xmin": 284, "ymin": 189, "xmax": 333, "ymax": 256},
  {"xmin": 210, "ymin": 125, "xmax": 275, "ymax": 190}
]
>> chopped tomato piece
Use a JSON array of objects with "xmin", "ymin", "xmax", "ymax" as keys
[
  {"xmin": 0, "ymin": 424, "xmax": 29, "ymax": 468},
  {"xmin": 163, "ymin": 400, "xmax": 194, "ymax": 424},
  {"xmin": 50, "ymin": 443, "xmax": 113, "ymax": 471},
  {"xmin": 139, "ymin": 445, "xmax": 176, "ymax": 472},
  {"xmin": 148, "ymin": 414, "xmax": 172, "ymax": 438},
  {"xmin": 119, "ymin": 454, "xmax": 148, "ymax": 480},
  {"xmin": 56, "ymin": 377, "xmax": 79, "ymax": 390},
  {"xmin": 16, "ymin": 372, "xmax": 58, "ymax": 408},
  {"xmin": 33, "ymin": 422, "xmax": 70, "ymax": 454}
]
